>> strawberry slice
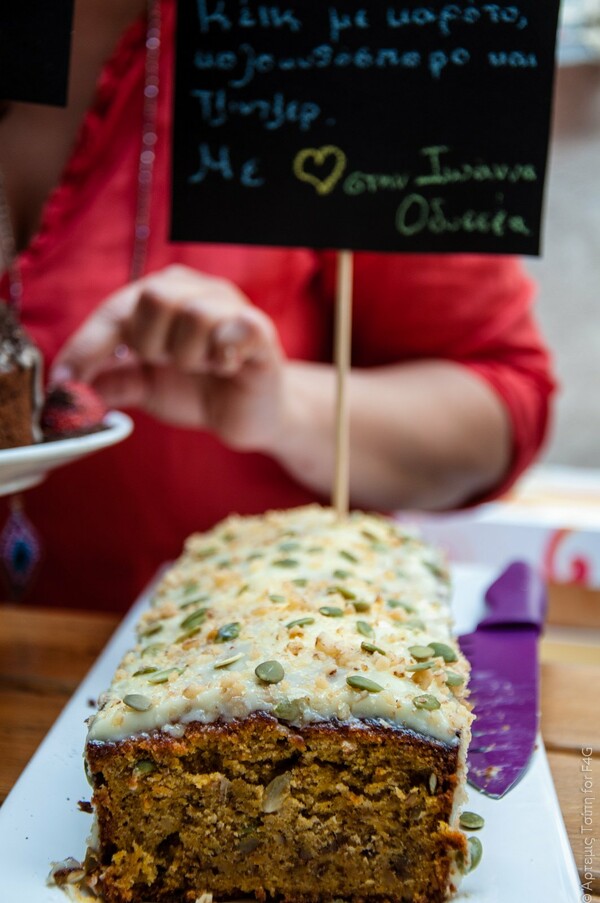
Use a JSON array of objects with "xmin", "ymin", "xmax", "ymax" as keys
[{"xmin": 41, "ymin": 381, "xmax": 108, "ymax": 440}]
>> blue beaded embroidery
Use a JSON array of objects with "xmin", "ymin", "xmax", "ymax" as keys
[{"xmin": 0, "ymin": 495, "xmax": 40, "ymax": 600}]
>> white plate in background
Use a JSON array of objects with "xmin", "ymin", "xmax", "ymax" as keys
[{"xmin": 0, "ymin": 411, "xmax": 133, "ymax": 495}]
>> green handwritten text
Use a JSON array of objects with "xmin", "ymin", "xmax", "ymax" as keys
[
  {"xmin": 343, "ymin": 170, "xmax": 410, "ymax": 195},
  {"xmin": 415, "ymin": 145, "xmax": 537, "ymax": 187},
  {"xmin": 395, "ymin": 193, "xmax": 531, "ymax": 238}
]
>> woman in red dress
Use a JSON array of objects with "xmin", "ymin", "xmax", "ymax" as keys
[{"xmin": 0, "ymin": 0, "xmax": 555, "ymax": 611}]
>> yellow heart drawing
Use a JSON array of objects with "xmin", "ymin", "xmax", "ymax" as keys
[{"xmin": 293, "ymin": 146, "xmax": 347, "ymax": 196}]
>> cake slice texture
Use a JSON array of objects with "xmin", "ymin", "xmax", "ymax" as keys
[
  {"xmin": 84, "ymin": 506, "xmax": 473, "ymax": 902},
  {"xmin": 0, "ymin": 300, "xmax": 43, "ymax": 448}
]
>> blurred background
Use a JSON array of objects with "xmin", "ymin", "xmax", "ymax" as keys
[
  {"xmin": 404, "ymin": 0, "xmax": 600, "ymax": 655},
  {"xmin": 529, "ymin": 0, "xmax": 600, "ymax": 465}
]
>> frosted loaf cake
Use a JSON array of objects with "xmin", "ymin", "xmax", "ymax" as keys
[{"xmin": 83, "ymin": 506, "xmax": 474, "ymax": 902}]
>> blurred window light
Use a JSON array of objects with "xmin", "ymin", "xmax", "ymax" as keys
[{"xmin": 559, "ymin": 0, "xmax": 600, "ymax": 64}]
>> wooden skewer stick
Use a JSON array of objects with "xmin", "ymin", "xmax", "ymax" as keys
[{"xmin": 332, "ymin": 249, "xmax": 354, "ymax": 518}]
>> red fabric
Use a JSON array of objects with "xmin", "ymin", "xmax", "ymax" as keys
[{"xmin": 0, "ymin": 1, "xmax": 555, "ymax": 612}]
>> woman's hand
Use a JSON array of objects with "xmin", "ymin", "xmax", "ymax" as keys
[
  {"xmin": 51, "ymin": 263, "xmax": 513, "ymax": 510},
  {"xmin": 51, "ymin": 265, "xmax": 285, "ymax": 450}
]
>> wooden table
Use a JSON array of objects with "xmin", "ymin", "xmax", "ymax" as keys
[{"xmin": 1, "ymin": 604, "xmax": 599, "ymax": 900}]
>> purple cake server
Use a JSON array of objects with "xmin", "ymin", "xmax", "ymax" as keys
[{"xmin": 458, "ymin": 561, "xmax": 547, "ymax": 799}]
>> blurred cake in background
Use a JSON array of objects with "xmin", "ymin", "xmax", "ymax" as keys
[
  {"xmin": 0, "ymin": 300, "xmax": 108, "ymax": 449},
  {"xmin": 0, "ymin": 300, "xmax": 43, "ymax": 449}
]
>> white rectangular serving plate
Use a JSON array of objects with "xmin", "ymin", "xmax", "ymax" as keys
[{"xmin": 0, "ymin": 564, "xmax": 582, "ymax": 902}]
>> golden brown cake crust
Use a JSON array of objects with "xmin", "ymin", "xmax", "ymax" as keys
[{"xmin": 86, "ymin": 713, "xmax": 467, "ymax": 903}]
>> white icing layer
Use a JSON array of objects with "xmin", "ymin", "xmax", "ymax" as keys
[{"xmin": 87, "ymin": 506, "xmax": 472, "ymax": 745}]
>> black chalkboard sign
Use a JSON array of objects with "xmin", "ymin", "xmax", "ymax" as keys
[
  {"xmin": 171, "ymin": 0, "xmax": 560, "ymax": 255},
  {"xmin": 0, "ymin": 0, "xmax": 73, "ymax": 106}
]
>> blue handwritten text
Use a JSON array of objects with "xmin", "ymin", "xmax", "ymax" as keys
[
  {"xmin": 191, "ymin": 88, "xmax": 321, "ymax": 131},
  {"xmin": 195, "ymin": 0, "xmax": 301, "ymax": 33},
  {"xmin": 189, "ymin": 143, "xmax": 265, "ymax": 186}
]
